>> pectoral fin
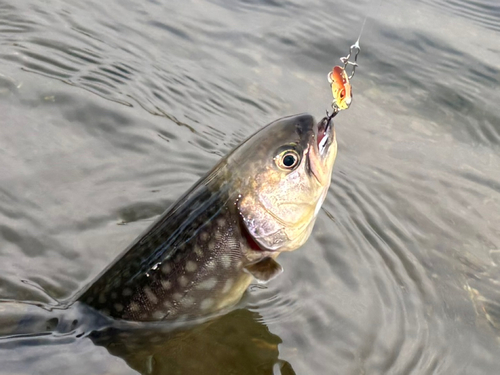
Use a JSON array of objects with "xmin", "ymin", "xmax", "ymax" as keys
[{"xmin": 244, "ymin": 257, "xmax": 283, "ymax": 284}]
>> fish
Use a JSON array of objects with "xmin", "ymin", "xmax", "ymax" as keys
[
  {"xmin": 328, "ymin": 66, "xmax": 352, "ymax": 110},
  {"xmin": 78, "ymin": 113, "xmax": 337, "ymax": 322}
]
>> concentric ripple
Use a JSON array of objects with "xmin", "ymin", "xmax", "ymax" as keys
[{"xmin": 1, "ymin": 0, "xmax": 500, "ymax": 373}]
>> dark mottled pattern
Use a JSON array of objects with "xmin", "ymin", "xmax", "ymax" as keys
[{"xmin": 79, "ymin": 171, "xmax": 253, "ymax": 321}]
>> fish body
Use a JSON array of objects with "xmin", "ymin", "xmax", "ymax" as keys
[
  {"xmin": 79, "ymin": 114, "xmax": 337, "ymax": 321},
  {"xmin": 328, "ymin": 66, "xmax": 352, "ymax": 110}
]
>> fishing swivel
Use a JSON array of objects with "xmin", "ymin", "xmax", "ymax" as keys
[{"xmin": 340, "ymin": 42, "xmax": 360, "ymax": 80}]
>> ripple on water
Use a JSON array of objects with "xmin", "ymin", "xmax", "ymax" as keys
[
  {"xmin": 322, "ymin": 173, "xmax": 440, "ymax": 373},
  {"xmin": 355, "ymin": 14, "xmax": 500, "ymax": 148},
  {"xmin": 1, "ymin": 0, "xmax": 500, "ymax": 373},
  {"xmin": 421, "ymin": 0, "xmax": 500, "ymax": 32}
]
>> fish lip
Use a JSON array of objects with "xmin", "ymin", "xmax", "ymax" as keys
[{"xmin": 309, "ymin": 115, "xmax": 334, "ymax": 185}]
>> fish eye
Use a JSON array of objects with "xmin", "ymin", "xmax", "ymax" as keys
[{"xmin": 276, "ymin": 149, "xmax": 300, "ymax": 170}]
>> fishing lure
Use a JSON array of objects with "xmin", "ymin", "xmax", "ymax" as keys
[
  {"xmin": 328, "ymin": 43, "xmax": 360, "ymax": 113},
  {"xmin": 328, "ymin": 66, "xmax": 351, "ymax": 111},
  {"xmin": 327, "ymin": 0, "xmax": 384, "ymax": 113}
]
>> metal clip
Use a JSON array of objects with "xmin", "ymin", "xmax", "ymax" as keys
[{"xmin": 339, "ymin": 42, "xmax": 360, "ymax": 79}]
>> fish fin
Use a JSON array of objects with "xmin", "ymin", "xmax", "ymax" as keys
[{"xmin": 244, "ymin": 257, "xmax": 283, "ymax": 284}]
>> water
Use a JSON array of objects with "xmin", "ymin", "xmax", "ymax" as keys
[{"xmin": 0, "ymin": 0, "xmax": 499, "ymax": 373}]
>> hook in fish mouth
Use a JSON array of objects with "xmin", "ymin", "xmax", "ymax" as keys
[
  {"xmin": 316, "ymin": 113, "xmax": 335, "ymax": 156},
  {"xmin": 307, "ymin": 114, "xmax": 336, "ymax": 187}
]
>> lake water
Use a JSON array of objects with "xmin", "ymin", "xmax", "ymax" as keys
[{"xmin": 0, "ymin": 0, "xmax": 499, "ymax": 374}]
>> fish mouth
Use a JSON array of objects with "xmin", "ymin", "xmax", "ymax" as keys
[
  {"xmin": 316, "ymin": 114, "xmax": 334, "ymax": 155},
  {"xmin": 308, "ymin": 114, "xmax": 335, "ymax": 185}
]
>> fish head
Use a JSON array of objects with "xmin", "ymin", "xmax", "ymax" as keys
[
  {"xmin": 232, "ymin": 114, "xmax": 337, "ymax": 252},
  {"xmin": 328, "ymin": 66, "xmax": 352, "ymax": 110}
]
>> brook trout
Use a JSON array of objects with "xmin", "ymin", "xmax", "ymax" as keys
[{"xmin": 79, "ymin": 113, "xmax": 337, "ymax": 321}]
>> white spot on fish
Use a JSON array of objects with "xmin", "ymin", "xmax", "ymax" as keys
[
  {"xmin": 114, "ymin": 303, "xmax": 124, "ymax": 312},
  {"xmin": 205, "ymin": 258, "xmax": 216, "ymax": 271},
  {"xmin": 221, "ymin": 255, "xmax": 231, "ymax": 269},
  {"xmin": 129, "ymin": 302, "xmax": 140, "ymax": 312},
  {"xmin": 122, "ymin": 288, "xmax": 133, "ymax": 297},
  {"xmin": 161, "ymin": 280, "xmax": 172, "ymax": 290},
  {"xmin": 161, "ymin": 263, "xmax": 172, "ymax": 274},
  {"xmin": 185, "ymin": 261, "xmax": 197, "ymax": 273},
  {"xmin": 144, "ymin": 287, "xmax": 158, "ymax": 304},
  {"xmin": 196, "ymin": 277, "xmax": 217, "ymax": 290},
  {"xmin": 194, "ymin": 245, "xmax": 203, "ymax": 257},
  {"xmin": 163, "ymin": 301, "xmax": 173, "ymax": 310},
  {"xmin": 214, "ymin": 230, "xmax": 223, "ymax": 241},
  {"xmin": 208, "ymin": 241, "xmax": 216, "ymax": 251},
  {"xmin": 178, "ymin": 275, "xmax": 189, "ymax": 287},
  {"xmin": 200, "ymin": 298, "xmax": 214, "ymax": 311},
  {"xmin": 217, "ymin": 218, "xmax": 226, "ymax": 228},
  {"xmin": 173, "ymin": 292, "xmax": 183, "ymax": 301},
  {"xmin": 200, "ymin": 231, "xmax": 209, "ymax": 241},
  {"xmin": 222, "ymin": 279, "xmax": 234, "ymax": 294},
  {"xmin": 182, "ymin": 296, "xmax": 195, "ymax": 308}
]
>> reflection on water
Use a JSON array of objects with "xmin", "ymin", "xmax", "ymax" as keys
[
  {"xmin": 0, "ymin": 0, "xmax": 500, "ymax": 373},
  {"xmin": 0, "ymin": 303, "xmax": 294, "ymax": 375},
  {"xmin": 92, "ymin": 309, "xmax": 295, "ymax": 375}
]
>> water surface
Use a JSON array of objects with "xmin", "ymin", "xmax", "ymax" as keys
[{"xmin": 1, "ymin": 0, "xmax": 500, "ymax": 374}]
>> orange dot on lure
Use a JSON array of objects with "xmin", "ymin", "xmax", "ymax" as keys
[{"xmin": 328, "ymin": 66, "xmax": 352, "ymax": 111}]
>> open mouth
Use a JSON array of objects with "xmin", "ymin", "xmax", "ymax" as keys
[
  {"xmin": 307, "ymin": 114, "xmax": 337, "ymax": 186},
  {"xmin": 316, "ymin": 115, "xmax": 334, "ymax": 156}
]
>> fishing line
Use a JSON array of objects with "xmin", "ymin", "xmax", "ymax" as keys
[
  {"xmin": 344, "ymin": 0, "xmax": 384, "ymax": 78},
  {"xmin": 355, "ymin": 0, "xmax": 384, "ymax": 47},
  {"xmin": 327, "ymin": 0, "xmax": 384, "ymax": 114},
  {"xmin": 354, "ymin": 11, "xmax": 367, "ymax": 46}
]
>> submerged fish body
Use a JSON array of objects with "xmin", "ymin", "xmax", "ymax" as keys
[{"xmin": 79, "ymin": 114, "xmax": 337, "ymax": 321}]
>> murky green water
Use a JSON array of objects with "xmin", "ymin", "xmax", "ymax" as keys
[{"xmin": 0, "ymin": 0, "xmax": 499, "ymax": 373}]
